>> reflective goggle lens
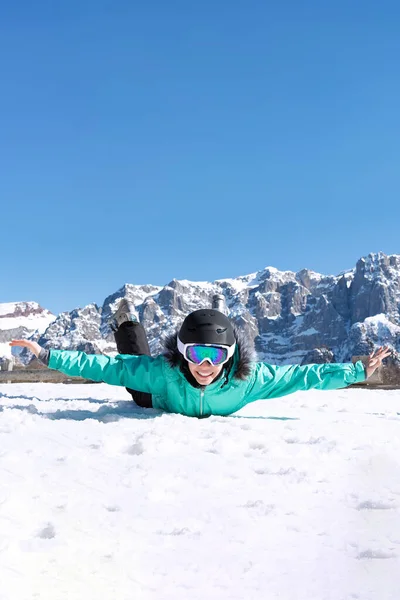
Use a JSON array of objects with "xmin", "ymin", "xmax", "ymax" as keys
[{"xmin": 185, "ymin": 345, "xmax": 229, "ymax": 366}]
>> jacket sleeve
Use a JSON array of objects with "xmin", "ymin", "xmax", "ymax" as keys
[
  {"xmin": 48, "ymin": 349, "xmax": 166, "ymax": 394},
  {"xmin": 245, "ymin": 360, "xmax": 367, "ymax": 402}
]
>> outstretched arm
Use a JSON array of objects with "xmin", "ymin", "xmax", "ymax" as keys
[
  {"xmin": 245, "ymin": 346, "xmax": 391, "ymax": 402},
  {"xmin": 9, "ymin": 339, "xmax": 166, "ymax": 395}
]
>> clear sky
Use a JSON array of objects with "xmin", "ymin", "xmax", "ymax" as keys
[{"xmin": 1, "ymin": 1, "xmax": 399, "ymax": 316}]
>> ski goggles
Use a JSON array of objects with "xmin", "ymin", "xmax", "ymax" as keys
[{"xmin": 177, "ymin": 339, "xmax": 236, "ymax": 366}]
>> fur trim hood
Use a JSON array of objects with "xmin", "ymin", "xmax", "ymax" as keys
[{"xmin": 162, "ymin": 324, "xmax": 256, "ymax": 388}]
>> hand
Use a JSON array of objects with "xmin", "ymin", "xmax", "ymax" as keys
[
  {"xmin": 9, "ymin": 339, "xmax": 42, "ymax": 357},
  {"xmin": 364, "ymin": 345, "xmax": 391, "ymax": 379}
]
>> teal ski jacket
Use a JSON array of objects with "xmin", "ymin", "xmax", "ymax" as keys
[{"xmin": 47, "ymin": 330, "xmax": 366, "ymax": 417}]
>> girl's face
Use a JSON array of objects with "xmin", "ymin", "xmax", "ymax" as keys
[{"xmin": 187, "ymin": 360, "xmax": 223, "ymax": 386}]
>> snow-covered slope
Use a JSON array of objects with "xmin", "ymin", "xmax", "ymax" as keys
[
  {"xmin": 0, "ymin": 383, "xmax": 399, "ymax": 599},
  {"xmin": 0, "ymin": 302, "xmax": 56, "ymax": 359},
  {"xmin": 0, "ymin": 301, "xmax": 55, "ymax": 333}
]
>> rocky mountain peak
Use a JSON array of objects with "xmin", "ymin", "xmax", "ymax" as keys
[{"xmin": 1, "ymin": 252, "xmax": 400, "ymax": 368}]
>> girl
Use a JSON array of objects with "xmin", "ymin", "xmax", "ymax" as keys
[{"xmin": 10, "ymin": 300, "xmax": 390, "ymax": 418}]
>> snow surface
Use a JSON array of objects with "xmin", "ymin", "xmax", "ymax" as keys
[
  {"xmin": 298, "ymin": 327, "xmax": 319, "ymax": 336},
  {"xmin": 0, "ymin": 343, "xmax": 12, "ymax": 359},
  {"xmin": 1, "ymin": 383, "xmax": 400, "ymax": 600},
  {"xmin": 0, "ymin": 315, "xmax": 53, "ymax": 332},
  {"xmin": 0, "ymin": 302, "xmax": 24, "ymax": 317},
  {"xmin": 0, "ymin": 302, "xmax": 55, "ymax": 334},
  {"xmin": 364, "ymin": 314, "xmax": 400, "ymax": 338}
]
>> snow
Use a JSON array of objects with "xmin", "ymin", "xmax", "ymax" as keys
[
  {"xmin": 364, "ymin": 314, "xmax": 400, "ymax": 338},
  {"xmin": 0, "ymin": 302, "xmax": 55, "ymax": 334},
  {"xmin": 215, "ymin": 276, "xmax": 256, "ymax": 292},
  {"xmin": 175, "ymin": 279, "xmax": 215, "ymax": 289},
  {"xmin": 298, "ymin": 327, "xmax": 319, "ymax": 336},
  {"xmin": 216, "ymin": 271, "xmax": 264, "ymax": 291},
  {"xmin": 0, "ymin": 314, "xmax": 54, "ymax": 332},
  {"xmin": 215, "ymin": 266, "xmax": 314, "ymax": 294},
  {"xmin": 0, "ymin": 343, "xmax": 12, "ymax": 359},
  {"xmin": 1, "ymin": 383, "xmax": 400, "ymax": 600},
  {"xmin": 0, "ymin": 303, "xmax": 19, "ymax": 316}
]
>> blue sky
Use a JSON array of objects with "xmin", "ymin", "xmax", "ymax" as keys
[{"xmin": 1, "ymin": 1, "xmax": 399, "ymax": 315}]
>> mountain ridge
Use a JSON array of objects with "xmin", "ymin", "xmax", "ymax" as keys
[{"xmin": 1, "ymin": 251, "xmax": 399, "ymax": 367}]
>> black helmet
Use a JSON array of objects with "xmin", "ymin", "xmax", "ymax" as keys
[{"xmin": 178, "ymin": 309, "xmax": 236, "ymax": 347}]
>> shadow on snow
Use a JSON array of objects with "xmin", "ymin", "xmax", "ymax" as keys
[
  {"xmin": 0, "ymin": 393, "xmax": 299, "ymax": 422},
  {"xmin": 0, "ymin": 394, "xmax": 160, "ymax": 422}
]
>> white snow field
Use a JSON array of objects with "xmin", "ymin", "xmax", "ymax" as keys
[{"xmin": 1, "ymin": 384, "xmax": 400, "ymax": 600}]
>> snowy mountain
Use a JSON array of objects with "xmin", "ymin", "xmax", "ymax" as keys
[
  {"xmin": 0, "ymin": 302, "xmax": 56, "ymax": 362},
  {"xmin": 2, "ymin": 252, "xmax": 400, "ymax": 367}
]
